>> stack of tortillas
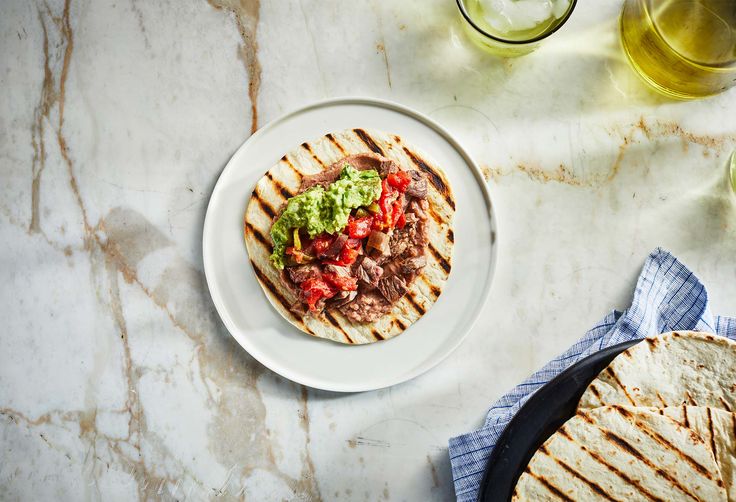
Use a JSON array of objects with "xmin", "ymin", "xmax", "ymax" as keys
[{"xmin": 513, "ymin": 331, "xmax": 736, "ymax": 501}]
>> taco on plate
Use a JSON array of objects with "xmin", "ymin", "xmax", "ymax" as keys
[{"xmin": 244, "ymin": 128, "xmax": 455, "ymax": 344}]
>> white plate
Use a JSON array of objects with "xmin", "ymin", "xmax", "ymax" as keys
[{"xmin": 203, "ymin": 97, "xmax": 497, "ymax": 392}]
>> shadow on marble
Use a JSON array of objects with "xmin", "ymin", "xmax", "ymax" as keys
[{"xmin": 399, "ymin": 3, "xmax": 668, "ymax": 120}]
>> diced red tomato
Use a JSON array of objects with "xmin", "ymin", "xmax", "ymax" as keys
[
  {"xmin": 390, "ymin": 193, "xmax": 405, "ymax": 227},
  {"xmin": 396, "ymin": 213, "xmax": 406, "ymax": 229},
  {"xmin": 322, "ymin": 273, "xmax": 358, "ymax": 291},
  {"xmin": 346, "ymin": 216, "xmax": 373, "ymax": 239},
  {"xmin": 387, "ymin": 171, "xmax": 411, "ymax": 192},
  {"xmin": 377, "ymin": 179, "xmax": 397, "ymax": 228},
  {"xmin": 300, "ymin": 278, "xmax": 335, "ymax": 311},
  {"xmin": 312, "ymin": 234, "xmax": 333, "ymax": 255},
  {"xmin": 346, "ymin": 237, "xmax": 362, "ymax": 249},
  {"xmin": 341, "ymin": 246, "xmax": 360, "ymax": 265},
  {"xmin": 285, "ymin": 247, "xmax": 313, "ymax": 264},
  {"xmin": 325, "ymin": 244, "xmax": 360, "ymax": 267},
  {"xmin": 371, "ymin": 209, "xmax": 386, "ymax": 230}
]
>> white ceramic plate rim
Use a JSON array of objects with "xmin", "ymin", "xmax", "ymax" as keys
[{"xmin": 202, "ymin": 96, "xmax": 497, "ymax": 392}]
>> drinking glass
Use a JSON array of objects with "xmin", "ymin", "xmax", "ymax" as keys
[
  {"xmin": 456, "ymin": 0, "xmax": 577, "ymax": 57},
  {"xmin": 620, "ymin": 0, "xmax": 736, "ymax": 99}
]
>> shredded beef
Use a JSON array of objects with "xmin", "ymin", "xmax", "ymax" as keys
[
  {"xmin": 405, "ymin": 170, "xmax": 428, "ymax": 198},
  {"xmin": 321, "ymin": 234, "xmax": 348, "ymax": 258},
  {"xmin": 401, "ymin": 255, "xmax": 426, "ymax": 275},
  {"xmin": 328, "ymin": 290, "xmax": 358, "ymax": 308},
  {"xmin": 290, "ymin": 302, "xmax": 309, "ymax": 316},
  {"xmin": 299, "ymin": 165, "xmax": 343, "ymax": 192},
  {"xmin": 409, "ymin": 199, "xmax": 428, "ymax": 221},
  {"xmin": 323, "ymin": 263, "xmax": 352, "ymax": 277},
  {"xmin": 367, "ymin": 230, "xmax": 390, "ymax": 256},
  {"xmin": 356, "ymin": 256, "xmax": 383, "ymax": 288},
  {"xmin": 377, "ymin": 275, "xmax": 408, "ymax": 303},
  {"xmin": 299, "ymin": 153, "xmax": 397, "ymax": 193},
  {"xmin": 287, "ymin": 264, "xmax": 321, "ymax": 284}
]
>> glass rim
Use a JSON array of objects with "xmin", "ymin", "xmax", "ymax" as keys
[{"xmin": 456, "ymin": 0, "xmax": 578, "ymax": 45}]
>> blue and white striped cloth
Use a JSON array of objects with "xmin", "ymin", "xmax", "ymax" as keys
[{"xmin": 449, "ymin": 248, "xmax": 736, "ymax": 501}]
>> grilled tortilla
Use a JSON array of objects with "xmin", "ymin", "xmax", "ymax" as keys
[
  {"xmin": 244, "ymin": 128, "xmax": 455, "ymax": 344},
  {"xmin": 512, "ymin": 406, "xmax": 727, "ymax": 501},
  {"xmin": 578, "ymin": 331, "xmax": 736, "ymax": 411},
  {"xmin": 658, "ymin": 406, "xmax": 736, "ymax": 500}
]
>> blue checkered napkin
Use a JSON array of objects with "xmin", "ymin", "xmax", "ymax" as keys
[{"xmin": 448, "ymin": 248, "xmax": 736, "ymax": 502}]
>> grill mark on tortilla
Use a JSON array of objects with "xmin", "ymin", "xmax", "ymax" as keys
[
  {"xmin": 605, "ymin": 367, "xmax": 637, "ymax": 406},
  {"xmin": 265, "ymin": 171, "xmax": 295, "ymax": 200},
  {"xmin": 685, "ymin": 391, "xmax": 698, "ymax": 406},
  {"xmin": 402, "ymin": 146, "xmax": 455, "ymax": 210},
  {"xmin": 600, "ymin": 429, "xmax": 701, "ymax": 501},
  {"xmin": 538, "ymin": 445, "xmax": 619, "ymax": 501},
  {"xmin": 252, "ymin": 189, "xmax": 277, "ymax": 219},
  {"xmin": 610, "ymin": 407, "xmax": 714, "ymax": 480},
  {"xmin": 524, "ymin": 466, "xmax": 573, "ymax": 502},
  {"xmin": 707, "ymin": 407, "xmax": 717, "ymax": 461},
  {"xmin": 325, "ymin": 133, "xmax": 347, "ymax": 155},
  {"xmin": 394, "ymin": 318, "xmax": 407, "ymax": 331},
  {"xmin": 370, "ymin": 328, "xmax": 384, "ymax": 341},
  {"xmin": 588, "ymin": 383, "xmax": 602, "ymax": 403},
  {"xmin": 656, "ymin": 392, "xmax": 667, "ymax": 407},
  {"xmin": 246, "ymin": 222, "xmax": 270, "ymax": 249},
  {"xmin": 732, "ymin": 413, "xmax": 736, "ymax": 444},
  {"xmin": 428, "ymin": 282, "xmax": 441, "ymax": 299},
  {"xmin": 428, "ymin": 243, "xmax": 451, "ymax": 275},
  {"xmin": 556, "ymin": 428, "xmax": 664, "ymax": 502},
  {"xmin": 323, "ymin": 311, "xmax": 353, "ymax": 344},
  {"xmin": 301, "ymin": 142, "xmax": 326, "ymax": 168},
  {"xmin": 645, "ymin": 337, "xmax": 658, "ymax": 348},
  {"xmin": 579, "ymin": 411, "xmax": 595, "ymax": 425},
  {"xmin": 447, "ymin": 229, "xmax": 454, "ymax": 243},
  {"xmin": 250, "ymin": 260, "xmax": 307, "ymax": 330},
  {"xmin": 353, "ymin": 128, "xmax": 385, "ymax": 156},
  {"xmin": 426, "ymin": 204, "xmax": 445, "ymax": 226},
  {"xmin": 683, "ymin": 405, "xmax": 691, "ymax": 428},
  {"xmin": 281, "ymin": 155, "xmax": 303, "ymax": 180},
  {"xmin": 418, "ymin": 275, "xmax": 441, "ymax": 299},
  {"xmin": 611, "ymin": 407, "xmax": 710, "ymax": 477},
  {"xmin": 718, "ymin": 397, "xmax": 732, "ymax": 411},
  {"xmin": 404, "ymin": 293, "xmax": 425, "ymax": 316}
]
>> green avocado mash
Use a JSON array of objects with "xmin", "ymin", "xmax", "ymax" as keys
[{"xmin": 269, "ymin": 165, "xmax": 382, "ymax": 269}]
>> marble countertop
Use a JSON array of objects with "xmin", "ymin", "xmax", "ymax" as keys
[{"xmin": 2, "ymin": 0, "xmax": 736, "ymax": 500}]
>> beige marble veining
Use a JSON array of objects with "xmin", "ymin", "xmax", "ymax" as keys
[{"xmin": 2, "ymin": 0, "xmax": 736, "ymax": 500}]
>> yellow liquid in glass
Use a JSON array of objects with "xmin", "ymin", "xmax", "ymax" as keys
[{"xmin": 620, "ymin": 0, "xmax": 736, "ymax": 99}]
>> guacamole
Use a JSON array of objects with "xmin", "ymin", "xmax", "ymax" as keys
[{"xmin": 270, "ymin": 165, "xmax": 382, "ymax": 269}]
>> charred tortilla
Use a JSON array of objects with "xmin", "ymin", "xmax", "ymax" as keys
[
  {"xmin": 578, "ymin": 331, "xmax": 736, "ymax": 411},
  {"xmin": 513, "ymin": 406, "xmax": 727, "ymax": 501},
  {"xmin": 244, "ymin": 128, "xmax": 455, "ymax": 344}
]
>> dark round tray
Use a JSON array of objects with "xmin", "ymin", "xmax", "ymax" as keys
[{"xmin": 478, "ymin": 339, "xmax": 641, "ymax": 501}]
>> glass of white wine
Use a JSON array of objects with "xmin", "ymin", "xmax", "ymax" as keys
[
  {"xmin": 456, "ymin": 0, "xmax": 577, "ymax": 56},
  {"xmin": 620, "ymin": 0, "xmax": 736, "ymax": 99}
]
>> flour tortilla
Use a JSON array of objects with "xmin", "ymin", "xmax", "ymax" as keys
[
  {"xmin": 244, "ymin": 128, "xmax": 455, "ymax": 344},
  {"xmin": 657, "ymin": 406, "xmax": 736, "ymax": 501},
  {"xmin": 578, "ymin": 331, "xmax": 736, "ymax": 411},
  {"xmin": 512, "ymin": 406, "xmax": 727, "ymax": 501}
]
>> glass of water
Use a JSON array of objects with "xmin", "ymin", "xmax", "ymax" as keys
[{"xmin": 456, "ymin": 0, "xmax": 578, "ymax": 56}]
